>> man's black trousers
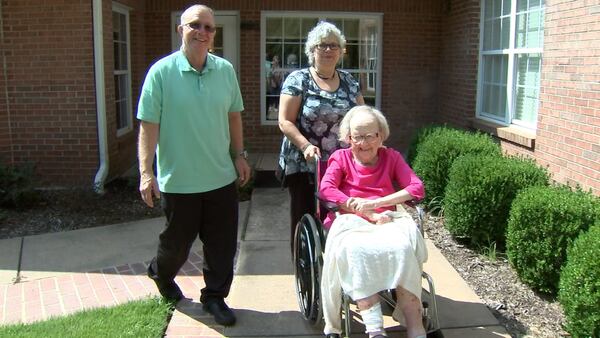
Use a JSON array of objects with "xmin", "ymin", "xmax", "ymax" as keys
[{"xmin": 151, "ymin": 182, "xmax": 238, "ymax": 303}]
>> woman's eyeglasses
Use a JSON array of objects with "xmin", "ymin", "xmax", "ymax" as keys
[
  {"xmin": 184, "ymin": 22, "xmax": 216, "ymax": 33},
  {"xmin": 350, "ymin": 133, "xmax": 379, "ymax": 144},
  {"xmin": 316, "ymin": 43, "xmax": 340, "ymax": 51}
]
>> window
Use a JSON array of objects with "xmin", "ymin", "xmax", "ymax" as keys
[
  {"xmin": 477, "ymin": 0, "xmax": 544, "ymax": 129},
  {"xmin": 261, "ymin": 12, "xmax": 382, "ymax": 124},
  {"xmin": 113, "ymin": 3, "xmax": 132, "ymax": 135}
]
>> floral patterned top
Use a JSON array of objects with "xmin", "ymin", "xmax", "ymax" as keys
[{"xmin": 278, "ymin": 68, "xmax": 361, "ymax": 175}]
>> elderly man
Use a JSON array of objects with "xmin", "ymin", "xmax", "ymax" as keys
[{"xmin": 136, "ymin": 4, "xmax": 250, "ymax": 326}]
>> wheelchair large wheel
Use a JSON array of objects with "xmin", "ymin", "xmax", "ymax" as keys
[{"xmin": 293, "ymin": 213, "xmax": 324, "ymax": 325}]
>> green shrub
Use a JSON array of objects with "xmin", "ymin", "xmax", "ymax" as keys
[
  {"xmin": 443, "ymin": 154, "xmax": 549, "ymax": 250},
  {"xmin": 507, "ymin": 185, "xmax": 600, "ymax": 295},
  {"xmin": 559, "ymin": 223, "xmax": 600, "ymax": 338},
  {"xmin": 405, "ymin": 124, "xmax": 453, "ymax": 166},
  {"xmin": 0, "ymin": 161, "xmax": 40, "ymax": 209},
  {"xmin": 411, "ymin": 128, "xmax": 501, "ymax": 206}
]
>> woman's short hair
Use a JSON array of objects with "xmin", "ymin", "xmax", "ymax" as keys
[
  {"xmin": 338, "ymin": 106, "xmax": 390, "ymax": 142},
  {"xmin": 304, "ymin": 21, "xmax": 346, "ymax": 66}
]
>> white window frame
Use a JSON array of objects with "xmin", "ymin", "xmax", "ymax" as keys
[
  {"xmin": 260, "ymin": 11, "xmax": 383, "ymax": 125},
  {"xmin": 476, "ymin": 0, "xmax": 544, "ymax": 130},
  {"xmin": 112, "ymin": 2, "xmax": 133, "ymax": 136}
]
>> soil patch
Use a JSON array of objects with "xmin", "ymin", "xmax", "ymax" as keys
[{"xmin": 0, "ymin": 178, "xmax": 163, "ymax": 240}]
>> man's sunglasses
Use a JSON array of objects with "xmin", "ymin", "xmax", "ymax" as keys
[{"xmin": 184, "ymin": 22, "xmax": 216, "ymax": 33}]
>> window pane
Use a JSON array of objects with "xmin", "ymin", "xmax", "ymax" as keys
[
  {"xmin": 114, "ymin": 74, "xmax": 129, "ymax": 129},
  {"xmin": 284, "ymin": 18, "xmax": 301, "ymax": 40},
  {"xmin": 501, "ymin": 17, "xmax": 510, "ymax": 49},
  {"xmin": 119, "ymin": 43, "xmax": 128, "ymax": 70},
  {"xmin": 266, "ymin": 17, "xmax": 283, "ymax": 40},
  {"xmin": 213, "ymin": 27, "xmax": 223, "ymax": 56},
  {"xmin": 343, "ymin": 19, "xmax": 359, "ymax": 41},
  {"xmin": 484, "ymin": 0, "xmax": 494, "ymax": 19},
  {"xmin": 283, "ymin": 45, "xmax": 301, "ymax": 68},
  {"xmin": 481, "ymin": 55, "xmax": 508, "ymax": 121},
  {"xmin": 502, "ymin": 0, "xmax": 511, "ymax": 16},
  {"xmin": 301, "ymin": 18, "xmax": 319, "ymax": 39},
  {"xmin": 514, "ymin": 53, "xmax": 541, "ymax": 125},
  {"xmin": 113, "ymin": 13, "xmax": 121, "ymax": 40},
  {"xmin": 516, "ymin": 8, "xmax": 544, "ymax": 48},
  {"xmin": 343, "ymin": 44, "xmax": 359, "ymax": 69}
]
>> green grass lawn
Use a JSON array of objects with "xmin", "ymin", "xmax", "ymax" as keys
[{"xmin": 0, "ymin": 297, "xmax": 173, "ymax": 338}]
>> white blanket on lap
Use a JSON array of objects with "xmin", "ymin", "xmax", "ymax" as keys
[{"xmin": 321, "ymin": 213, "xmax": 428, "ymax": 335}]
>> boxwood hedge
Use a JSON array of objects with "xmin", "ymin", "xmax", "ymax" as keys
[
  {"xmin": 559, "ymin": 223, "xmax": 600, "ymax": 338},
  {"xmin": 506, "ymin": 185, "xmax": 600, "ymax": 295},
  {"xmin": 443, "ymin": 154, "xmax": 549, "ymax": 249},
  {"xmin": 405, "ymin": 125, "xmax": 454, "ymax": 166},
  {"xmin": 411, "ymin": 128, "xmax": 501, "ymax": 206}
]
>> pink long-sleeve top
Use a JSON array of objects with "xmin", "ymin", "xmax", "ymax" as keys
[{"xmin": 319, "ymin": 147, "xmax": 425, "ymax": 228}]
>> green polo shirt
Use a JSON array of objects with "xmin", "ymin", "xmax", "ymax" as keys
[{"xmin": 137, "ymin": 51, "xmax": 244, "ymax": 193}]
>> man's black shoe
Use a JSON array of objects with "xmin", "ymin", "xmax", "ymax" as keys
[
  {"xmin": 202, "ymin": 299, "xmax": 236, "ymax": 326},
  {"xmin": 147, "ymin": 263, "xmax": 183, "ymax": 302}
]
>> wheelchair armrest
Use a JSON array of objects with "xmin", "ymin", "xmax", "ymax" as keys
[
  {"xmin": 403, "ymin": 199, "xmax": 422, "ymax": 209},
  {"xmin": 316, "ymin": 193, "xmax": 340, "ymax": 212}
]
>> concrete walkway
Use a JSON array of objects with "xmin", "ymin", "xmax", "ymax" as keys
[{"xmin": 0, "ymin": 187, "xmax": 510, "ymax": 338}]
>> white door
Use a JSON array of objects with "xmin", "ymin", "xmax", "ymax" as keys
[{"xmin": 171, "ymin": 11, "xmax": 240, "ymax": 72}]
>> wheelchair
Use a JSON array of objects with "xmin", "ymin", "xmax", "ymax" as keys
[{"xmin": 293, "ymin": 159, "xmax": 444, "ymax": 338}]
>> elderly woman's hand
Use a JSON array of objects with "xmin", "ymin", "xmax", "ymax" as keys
[
  {"xmin": 348, "ymin": 197, "xmax": 379, "ymax": 212},
  {"xmin": 363, "ymin": 211, "xmax": 392, "ymax": 225}
]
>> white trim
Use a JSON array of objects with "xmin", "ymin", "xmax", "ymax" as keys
[{"xmin": 93, "ymin": 0, "xmax": 108, "ymax": 193}]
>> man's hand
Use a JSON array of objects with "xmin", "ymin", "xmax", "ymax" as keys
[
  {"xmin": 235, "ymin": 157, "xmax": 251, "ymax": 186},
  {"xmin": 139, "ymin": 172, "xmax": 160, "ymax": 207}
]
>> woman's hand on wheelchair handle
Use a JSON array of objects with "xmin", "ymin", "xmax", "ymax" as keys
[{"xmin": 302, "ymin": 144, "xmax": 321, "ymax": 162}]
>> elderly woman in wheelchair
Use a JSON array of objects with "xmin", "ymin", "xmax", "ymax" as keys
[{"xmin": 318, "ymin": 105, "xmax": 428, "ymax": 338}]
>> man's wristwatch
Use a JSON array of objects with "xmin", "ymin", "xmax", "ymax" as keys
[{"xmin": 237, "ymin": 150, "xmax": 248, "ymax": 160}]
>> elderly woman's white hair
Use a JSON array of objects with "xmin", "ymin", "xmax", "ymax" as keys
[
  {"xmin": 338, "ymin": 105, "xmax": 390, "ymax": 142},
  {"xmin": 304, "ymin": 21, "xmax": 346, "ymax": 66}
]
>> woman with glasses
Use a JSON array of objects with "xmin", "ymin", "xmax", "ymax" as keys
[
  {"xmin": 319, "ymin": 106, "xmax": 428, "ymax": 338},
  {"xmin": 278, "ymin": 21, "xmax": 365, "ymax": 252}
]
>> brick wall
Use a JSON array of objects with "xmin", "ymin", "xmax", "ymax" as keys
[
  {"xmin": 438, "ymin": 0, "xmax": 480, "ymax": 128},
  {"xmin": 534, "ymin": 0, "xmax": 600, "ymax": 195},
  {"xmin": 0, "ymin": 0, "xmax": 147, "ymax": 187},
  {"xmin": 1, "ymin": 1, "xmax": 98, "ymax": 186}
]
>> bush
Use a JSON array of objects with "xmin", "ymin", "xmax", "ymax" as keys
[
  {"xmin": 411, "ymin": 128, "xmax": 501, "ymax": 206},
  {"xmin": 0, "ymin": 161, "xmax": 40, "ymax": 209},
  {"xmin": 405, "ymin": 124, "xmax": 453, "ymax": 166},
  {"xmin": 559, "ymin": 223, "xmax": 600, "ymax": 338},
  {"xmin": 443, "ymin": 154, "xmax": 549, "ymax": 249},
  {"xmin": 507, "ymin": 185, "xmax": 600, "ymax": 295}
]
